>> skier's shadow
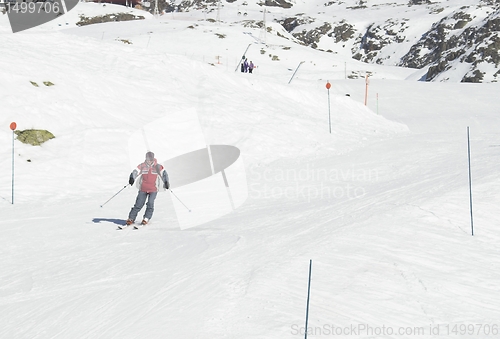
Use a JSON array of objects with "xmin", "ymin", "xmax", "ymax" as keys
[{"xmin": 92, "ymin": 218, "xmax": 126, "ymax": 226}]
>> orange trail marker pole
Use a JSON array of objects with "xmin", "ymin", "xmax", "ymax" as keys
[
  {"xmin": 326, "ymin": 81, "xmax": 332, "ymax": 133},
  {"xmin": 10, "ymin": 122, "xmax": 16, "ymax": 204},
  {"xmin": 364, "ymin": 74, "xmax": 369, "ymax": 106}
]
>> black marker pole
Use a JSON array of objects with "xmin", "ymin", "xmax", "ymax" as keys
[
  {"xmin": 467, "ymin": 126, "xmax": 474, "ymax": 236},
  {"xmin": 304, "ymin": 259, "xmax": 312, "ymax": 339}
]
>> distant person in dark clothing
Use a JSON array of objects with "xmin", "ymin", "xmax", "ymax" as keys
[
  {"xmin": 243, "ymin": 58, "xmax": 249, "ymax": 73},
  {"xmin": 248, "ymin": 61, "xmax": 255, "ymax": 73}
]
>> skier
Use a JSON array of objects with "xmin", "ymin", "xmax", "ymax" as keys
[{"xmin": 124, "ymin": 151, "xmax": 169, "ymax": 227}]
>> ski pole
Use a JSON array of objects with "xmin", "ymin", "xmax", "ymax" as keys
[
  {"xmin": 100, "ymin": 185, "xmax": 128, "ymax": 207},
  {"xmin": 169, "ymin": 189, "xmax": 191, "ymax": 212}
]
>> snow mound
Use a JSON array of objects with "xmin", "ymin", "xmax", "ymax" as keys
[{"xmin": 0, "ymin": 27, "xmax": 407, "ymax": 203}]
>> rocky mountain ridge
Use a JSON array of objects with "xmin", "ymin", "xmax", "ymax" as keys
[{"xmin": 169, "ymin": 0, "xmax": 500, "ymax": 83}]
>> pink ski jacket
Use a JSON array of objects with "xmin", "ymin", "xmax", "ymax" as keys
[{"xmin": 132, "ymin": 158, "xmax": 167, "ymax": 193}]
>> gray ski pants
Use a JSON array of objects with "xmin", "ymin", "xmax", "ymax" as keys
[{"xmin": 128, "ymin": 191, "xmax": 157, "ymax": 221}]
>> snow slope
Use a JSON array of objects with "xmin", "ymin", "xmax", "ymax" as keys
[{"xmin": 1, "ymin": 3, "xmax": 500, "ymax": 338}]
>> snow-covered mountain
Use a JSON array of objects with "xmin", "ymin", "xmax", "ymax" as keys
[
  {"xmin": 167, "ymin": 0, "xmax": 500, "ymax": 83},
  {"xmin": 5, "ymin": 0, "xmax": 498, "ymax": 81}
]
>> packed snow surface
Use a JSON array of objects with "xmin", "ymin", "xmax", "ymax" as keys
[{"xmin": 1, "ymin": 2, "xmax": 500, "ymax": 338}]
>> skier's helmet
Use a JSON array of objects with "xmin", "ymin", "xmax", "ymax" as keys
[{"xmin": 146, "ymin": 151, "xmax": 155, "ymax": 162}]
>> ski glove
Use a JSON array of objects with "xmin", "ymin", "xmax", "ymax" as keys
[
  {"xmin": 164, "ymin": 181, "xmax": 170, "ymax": 189},
  {"xmin": 129, "ymin": 169, "xmax": 138, "ymax": 186}
]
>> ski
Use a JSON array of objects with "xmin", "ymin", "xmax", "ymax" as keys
[
  {"xmin": 117, "ymin": 224, "xmax": 131, "ymax": 230},
  {"xmin": 116, "ymin": 220, "xmax": 149, "ymax": 230},
  {"xmin": 133, "ymin": 220, "xmax": 149, "ymax": 230},
  {"xmin": 117, "ymin": 219, "xmax": 135, "ymax": 230}
]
